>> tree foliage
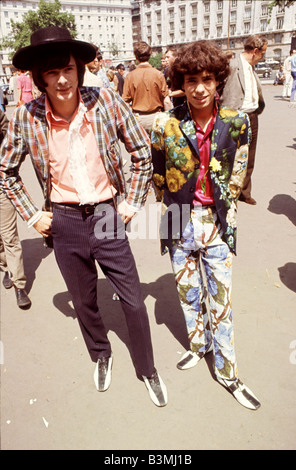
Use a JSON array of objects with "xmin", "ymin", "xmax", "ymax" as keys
[
  {"xmin": 0, "ymin": 0, "xmax": 77, "ymax": 58},
  {"xmin": 268, "ymin": 0, "xmax": 295, "ymax": 13},
  {"xmin": 149, "ymin": 52, "xmax": 163, "ymax": 70}
]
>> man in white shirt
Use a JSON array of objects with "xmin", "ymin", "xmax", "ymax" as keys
[
  {"xmin": 282, "ymin": 50, "xmax": 293, "ymax": 99},
  {"xmin": 221, "ymin": 35, "xmax": 267, "ymax": 205}
]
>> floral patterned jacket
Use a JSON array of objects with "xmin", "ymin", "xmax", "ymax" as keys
[{"xmin": 151, "ymin": 101, "xmax": 250, "ymax": 255}]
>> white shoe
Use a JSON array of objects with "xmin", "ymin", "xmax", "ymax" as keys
[
  {"xmin": 218, "ymin": 377, "xmax": 261, "ymax": 410},
  {"xmin": 143, "ymin": 370, "xmax": 168, "ymax": 407},
  {"xmin": 177, "ymin": 344, "xmax": 213, "ymax": 370},
  {"xmin": 94, "ymin": 355, "xmax": 113, "ymax": 392}
]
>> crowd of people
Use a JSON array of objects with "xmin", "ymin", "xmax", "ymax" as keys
[{"xmin": 0, "ymin": 26, "xmax": 293, "ymax": 412}]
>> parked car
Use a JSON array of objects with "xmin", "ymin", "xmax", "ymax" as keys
[
  {"xmin": 255, "ymin": 63, "xmax": 272, "ymax": 78},
  {"xmin": 265, "ymin": 59, "xmax": 280, "ymax": 69},
  {"xmin": 0, "ymin": 83, "xmax": 10, "ymax": 95}
]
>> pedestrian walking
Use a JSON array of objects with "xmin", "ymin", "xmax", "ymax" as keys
[
  {"xmin": 17, "ymin": 70, "xmax": 34, "ymax": 105},
  {"xmin": 83, "ymin": 44, "xmax": 104, "ymax": 87},
  {"xmin": 115, "ymin": 64, "xmax": 125, "ymax": 96},
  {"xmin": 164, "ymin": 47, "xmax": 186, "ymax": 107},
  {"xmin": 221, "ymin": 34, "xmax": 267, "ymax": 205},
  {"xmin": 282, "ymin": 50, "xmax": 293, "ymax": 99},
  {"xmin": 151, "ymin": 40, "xmax": 261, "ymax": 411},
  {"xmin": 0, "ymin": 26, "xmax": 167, "ymax": 407},
  {"xmin": 289, "ymin": 49, "xmax": 296, "ymax": 102}
]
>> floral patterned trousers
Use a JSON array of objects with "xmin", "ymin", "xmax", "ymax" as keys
[{"xmin": 169, "ymin": 205, "xmax": 238, "ymax": 381}]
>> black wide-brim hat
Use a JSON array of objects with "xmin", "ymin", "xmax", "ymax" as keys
[{"xmin": 13, "ymin": 26, "xmax": 97, "ymax": 70}]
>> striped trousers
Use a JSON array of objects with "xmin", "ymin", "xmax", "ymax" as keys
[{"xmin": 51, "ymin": 201, "xmax": 155, "ymax": 377}]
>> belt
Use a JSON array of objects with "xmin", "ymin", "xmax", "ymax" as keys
[
  {"xmin": 52, "ymin": 199, "xmax": 113, "ymax": 215},
  {"xmin": 132, "ymin": 108, "xmax": 162, "ymax": 115}
]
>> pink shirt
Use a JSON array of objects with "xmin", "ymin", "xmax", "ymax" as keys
[
  {"xmin": 45, "ymin": 96, "xmax": 116, "ymax": 204},
  {"xmin": 17, "ymin": 73, "xmax": 33, "ymax": 103},
  {"xmin": 192, "ymin": 106, "xmax": 217, "ymax": 206}
]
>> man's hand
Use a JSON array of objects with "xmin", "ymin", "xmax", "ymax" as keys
[
  {"xmin": 117, "ymin": 200, "xmax": 135, "ymax": 225},
  {"xmin": 33, "ymin": 211, "xmax": 53, "ymax": 237}
]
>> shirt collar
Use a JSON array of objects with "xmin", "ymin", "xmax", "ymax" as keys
[
  {"xmin": 189, "ymin": 95, "xmax": 218, "ymax": 135},
  {"xmin": 45, "ymin": 90, "xmax": 89, "ymax": 129}
]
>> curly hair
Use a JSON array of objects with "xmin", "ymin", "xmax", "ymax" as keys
[{"xmin": 170, "ymin": 41, "xmax": 230, "ymax": 92}]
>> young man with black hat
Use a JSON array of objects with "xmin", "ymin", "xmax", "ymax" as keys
[{"xmin": 0, "ymin": 26, "xmax": 167, "ymax": 407}]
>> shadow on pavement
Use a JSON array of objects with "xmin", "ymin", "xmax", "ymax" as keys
[
  {"xmin": 52, "ymin": 273, "xmax": 190, "ymax": 368},
  {"xmin": 287, "ymin": 137, "xmax": 296, "ymax": 150},
  {"xmin": 278, "ymin": 263, "xmax": 296, "ymax": 293},
  {"xmin": 21, "ymin": 237, "xmax": 53, "ymax": 293},
  {"xmin": 268, "ymin": 194, "xmax": 296, "ymax": 293},
  {"xmin": 268, "ymin": 194, "xmax": 296, "ymax": 226}
]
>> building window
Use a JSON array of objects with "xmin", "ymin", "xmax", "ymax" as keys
[
  {"xmin": 230, "ymin": 24, "xmax": 236, "ymax": 35},
  {"xmin": 244, "ymin": 22, "xmax": 251, "ymax": 34},
  {"xmin": 217, "ymin": 1, "xmax": 223, "ymax": 10},
  {"xmin": 192, "ymin": 3, "xmax": 197, "ymax": 15},
  {"xmin": 260, "ymin": 19, "xmax": 268, "ymax": 31},
  {"xmin": 217, "ymin": 26, "xmax": 222, "ymax": 37},
  {"xmin": 230, "ymin": 11, "xmax": 237, "ymax": 22},
  {"xmin": 261, "ymin": 4, "xmax": 268, "ymax": 16},
  {"xmin": 274, "ymin": 48, "xmax": 282, "ymax": 59},
  {"xmin": 276, "ymin": 17, "xmax": 284, "ymax": 29},
  {"xmin": 244, "ymin": 8, "xmax": 251, "ymax": 19}
]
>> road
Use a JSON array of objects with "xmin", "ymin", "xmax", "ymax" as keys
[{"xmin": 1, "ymin": 85, "xmax": 295, "ymax": 451}]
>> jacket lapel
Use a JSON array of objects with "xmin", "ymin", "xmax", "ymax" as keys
[
  {"xmin": 179, "ymin": 119, "xmax": 200, "ymax": 159},
  {"xmin": 32, "ymin": 105, "xmax": 50, "ymax": 181},
  {"xmin": 209, "ymin": 110, "xmax": 229, "ymax": 160}
]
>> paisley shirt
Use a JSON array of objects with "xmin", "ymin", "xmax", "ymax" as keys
[{"xmin": 151, "ymin": 101, "xmax": 250, "ymax": 255}]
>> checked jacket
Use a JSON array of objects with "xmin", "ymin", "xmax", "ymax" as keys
[
  {"xmin": 151, "ymin": 101, "xmax": 251, "ymax": 255},
  {"xmin": 0, "ymin": 87, "xmax": 152, "ymax": 221}
]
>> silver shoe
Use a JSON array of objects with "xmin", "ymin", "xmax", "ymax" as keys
[
  {"xmin": 218, "ymin": 377, "xmax": 261, "ymax": 410},
  {"xmin": 177, "ymin": 344, "xmax": 213, "ymax": 370},
  {"xmin": 143, "ymin": 370, "xmax": 168, "ymax": 407},
  {"xmin": 94, "ymin": 355, "xmax": 113, "ymax": 392}
]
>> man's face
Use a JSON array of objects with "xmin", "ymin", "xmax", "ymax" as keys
[
  {"xmin": 251, "ymin": 44, "xmax": 267, "ymax": 65},
  {"xmin": 118, "ymin": 67, "xmax": 125, "ymax": 76},
  {"xmin": 87, "ymin": 57, "xmax": 99, "ymax": 73},
  {"xmin": 41, "ymin": 55, "xmax": 79, "ymax": 108},
  {"xmin": 165, "ymin": 51, "xmax": 175, "ymax": 67},
  {"xmin": 183, "ymin": 70, "xmax": 218, "ymax": 116}
]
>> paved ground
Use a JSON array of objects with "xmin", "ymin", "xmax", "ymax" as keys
[{"xmin": 1, "ymin": 85, "xmax": 295, "ymax": 451}]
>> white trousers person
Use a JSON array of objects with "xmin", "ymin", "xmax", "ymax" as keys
[{"xmin": 282, "ymin": 72, "xmax": 292, "ymax": 98}]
